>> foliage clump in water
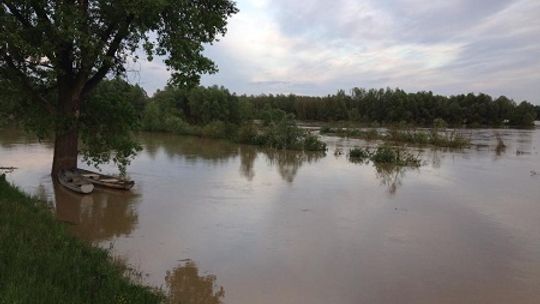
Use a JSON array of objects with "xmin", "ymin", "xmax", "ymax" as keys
[
  {"xmin": 348, "ymin": 145, "xmax": 421, "ymax": 167},
  {"xmin": 321, "ymin": 120, "xmax": 470, "ymax": 148}
]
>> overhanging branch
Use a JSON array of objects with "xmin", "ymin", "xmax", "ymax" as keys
[
  {"xmin": 81, "ymin": 15, "xmax": 134, "ymax": 98},
  {"xmin": 3, "ymin": 1, "xmax": 33, "ymax": 28},
  {"xmin": 2, "ymin": 55, "xmax": 55, "ymax": 114}
]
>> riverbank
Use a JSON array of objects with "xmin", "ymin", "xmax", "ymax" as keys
[{"xmin": 0, "ymin": 175, "xmax": 162, "ymax": 303}]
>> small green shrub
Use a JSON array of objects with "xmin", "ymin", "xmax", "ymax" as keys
[
  {"xmin": 201, "ymin": 121, "xmax": 229, "ymax": 138},
  {"xmin": 348, "ymin": 147, "xmax": 371, "ymax": 163},
  {"xmin": 163, "ymin": 115, "xmax": 191, "ymax": 133},
  {"xmin": 348, "ymin": 145, "xmax": 421, "ymax": 167},
  {"xmin": 235, "ymin": 123, "xmax": 259, "ymax": 144},
  {"xmin": 303, "ymin": 134, "xmax": 327, "ymax": 151},
  {"xmin": 371, "ymin": 145, "xmax": 421, "ymax": 167},
  {"xmin": 319, "ymin": 126, "xmax": 332, "ymax": 134},
  {"xmin": 361, "ymin": 129, "xmax": 380, "ymax": 140}
]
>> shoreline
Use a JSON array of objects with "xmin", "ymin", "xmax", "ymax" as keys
[{"xmin": 0, "ymin": 175, "xmax": 162, "ymax": 303}]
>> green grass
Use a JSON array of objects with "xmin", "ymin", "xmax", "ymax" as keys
[{"xmin": 0, "ymin": 175, "xmax": 162, "ymax": 304}]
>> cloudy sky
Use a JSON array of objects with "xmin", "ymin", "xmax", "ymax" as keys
[{"xmin": 132, "ymin": 0, "xmax": 540, "ymax": 104}]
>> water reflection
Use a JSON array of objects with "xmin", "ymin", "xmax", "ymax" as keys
[
  {"xmin": 0, "ymin": 127, "xmax": 53, "ymax": 149},
  {"xmin": 346, "ymin": 153, "xmax": 418, "ymax": 194},
  {"xmin": 3, "ymin": 128, "xmax": 540, "ymax": 304},
  {"xmin": 140, "ymin": 133, "xmax": 326, "ymax": 183},
  {"xmin": 53, "ymin": 182, "xmax": 140, "ymax": 243},
  {"xmin": 239, "ymin": 146, "xmax": 257, "ymax": 181},
  {"xmin": 142, "ymin": 133, "xmax": 238, "ymax": 165},
  {"xmin": 265, "ymin": 150, "xmax": 325, "ymax": 183},
  {"xmin": 165, "ymin": 260, "xmax": 225, "ymax": 304},
  {"xmin": 374, "ymin": 164, "xmax": 413, "ymax": 195},
  {"xmin": 34, "ymin": 184, "xmax": 50, "ymax": 203}
]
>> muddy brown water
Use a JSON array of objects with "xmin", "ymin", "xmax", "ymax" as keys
[{"xmin": 1, "ymin": 128, "xmax": 540, "ymax": 304}]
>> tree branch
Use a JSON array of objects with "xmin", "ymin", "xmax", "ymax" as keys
[
  {"xmin": 81, "ymin": 15, "xmax": 134, "ymax": 98},
  {"xmin": 3, "ymin": 1, "xmax": 33, "ymax": 28},
  {"xmin": 2, "ymin": 55, "xmax": 55, "ymax": 114},
  {"xmin": 31, "ymin": 3, "xmax": 52, "ymax": 26}
]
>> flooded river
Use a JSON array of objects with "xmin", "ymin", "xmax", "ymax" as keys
[{"xmin": 1, "ymin": 128, "xmax": 540, "ymax": 304}]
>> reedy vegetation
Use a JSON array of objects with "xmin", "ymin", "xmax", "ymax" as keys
[{"xmin": 321, "ymin": 120, "xmax": 470, "ymax": 148}]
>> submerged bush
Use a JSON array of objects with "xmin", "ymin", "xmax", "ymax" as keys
[
  {"xmin": 235, "ymin": 123, "xmax": 259, "ymax": 144},
  {"xmin": 254, "ymin": 111, "xmax": 326, "ymax": 151},
  {"xmin": 348, "ymin": 145, "xmax": 421, "ymax": 167},
  {"xmin": 320, "ymin": 127, "xmax": 380, "ymax": 141},
  {"xmin": 201, "ymin": 121, "xmax": 234, "ymax": 138},
  {"xmin": 145, "ymin": 112, "xmax": 328, "ymax": 152},
  {"xmin": 349, "ymin": 147, "xmax": 371, "ymax": 163},
  {"xmin": 324, "ymin": 125, "xmax": 470, "ymax": 148},
  {"xmin": 319, "ymin": 126, "xmax": 332, "ymax": 134},
  {"xmin": 303, "ymin": 133, "xmax": 327, "ymax": 151},
  {"xmin": 371, "ymin": 146, "xmax": 421, "ymax": 167}
]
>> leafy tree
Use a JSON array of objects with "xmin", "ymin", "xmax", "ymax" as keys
[
  {"xmin": 0, "ymin": 0, "xmax": 237, "ymax": 174},
  {"xmin": 80, "ymin": 79, "xmax": 146, "ymax": 175},
  {"xmin": 510, "ymin": 101, "xmax": 537, "ymax": 126},
  {"xmin": 145, "ymin": 85, "xmax": 241, "ymax": 126}
]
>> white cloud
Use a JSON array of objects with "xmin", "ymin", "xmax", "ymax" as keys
[{"xmin": 132, "ymin": 0, "xmax": 540, "ymax": 104}]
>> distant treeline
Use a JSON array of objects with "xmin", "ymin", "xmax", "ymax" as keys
[
  {"xmin": 242, "ymin": 88, "xmax": 538, "ymax": 127},
  {"xmin": 1, "ymin": 81, "xmax": 538, "ymax": 129},
  {"xmin": 138, "ymin": 85, "xmax": 539, "ymax": 128}
]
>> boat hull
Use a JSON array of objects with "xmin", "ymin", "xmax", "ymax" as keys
[
  {"xmin": 74, "ymin": 169, "xmax": 135, "ymax": 190},
  {"xmin": 57, "ymin": 170, "xmax": 94, "ymax": 194}
]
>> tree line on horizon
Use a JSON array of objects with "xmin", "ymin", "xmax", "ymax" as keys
[
  {"xmin": 242, "ymin": 88, "xmax": 538, "ymax": 127},
  {"xmin": 145, "ymin": 84, "xmax": 538, "ymax": 128},
  {"xmin": 2, "ymin": 80, "xmax": 538, "ymax": 130}
]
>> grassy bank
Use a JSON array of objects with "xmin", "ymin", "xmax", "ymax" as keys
[{"xmin": 0, "ymin": 175, "xmax": 162, "ymax": 304}]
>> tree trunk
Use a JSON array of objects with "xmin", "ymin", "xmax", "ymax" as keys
[
  {"xmin": 51, "ymin": 127, "xmax": 79, "ymax": 177},
  {"xmin": 51, "ymin": 87, "xmax": 82, "ymax": 177}
]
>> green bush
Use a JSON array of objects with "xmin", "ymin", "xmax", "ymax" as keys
[
  {"xmin": 201, "ymin": 121, "xmax": 228, "ymax": 138},
  {"xmin": 371, "ymin": 145, "xmax": 421, "ymax": 167},
  {"xmin": 163, "ymin": 115, "xmax": 192, "ymax": 133},
  {"xmin": 349, "ymin": 147, "xmax": 370, "ymax": 162},
  {"xmin": 348, "ymin": 145, "xmax": 421, "ymax": 167},
  {"xmin": 235, "ymin": 123, "xmax": 259, "ymax": 144},
  {"xmin": 319, "ymin": 126, "xmax": 332, "ymax": 134},
  {"xmin": 303, "ymin": 134, "xmax": 327, "ymax": 151}
]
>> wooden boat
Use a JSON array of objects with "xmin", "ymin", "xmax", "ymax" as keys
[
  {"xmin": 74, "ymin": 168, "xmax": 135, "ymax": 190},
  {"xmin": 57, "ymin": 169, "xmax": 94, "ymax": 194}
]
